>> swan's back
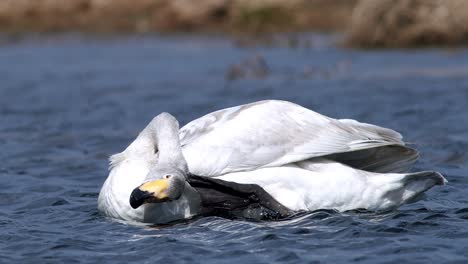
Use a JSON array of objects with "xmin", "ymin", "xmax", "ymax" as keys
[{"xmin": 179, "ymin": 100, "xmax": 415, "ymax": 176}]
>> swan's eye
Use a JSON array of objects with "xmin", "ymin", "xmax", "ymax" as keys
[{"xmin": 164, "ymin": 175, "xmax": 172, "ymax": 179}]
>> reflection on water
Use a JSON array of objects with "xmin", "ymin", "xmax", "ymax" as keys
[{"xmin": 0, "ymin": 34, "xmax": 467, "ymax": 263}]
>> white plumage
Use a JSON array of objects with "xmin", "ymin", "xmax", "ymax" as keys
[{"xmin": 98, "ymin": 100, "xmax": 446, "ymax": 224}]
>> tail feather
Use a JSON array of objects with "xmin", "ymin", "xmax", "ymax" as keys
[
  {"xmin": 381, "ymin": 171, "xmax": 446, "ymax": 208},
  {"xmin": 402, "ymin": 171, "xmax": 447, "ymax": 187}
]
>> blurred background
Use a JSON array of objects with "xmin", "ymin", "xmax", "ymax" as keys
[
  {"xmin": 1, "ymin": 0, "xmax": 468, "ymax": 263},
  {"xmin": 1, "ymin": 0, "xmax": 468, "ymax": 47}
]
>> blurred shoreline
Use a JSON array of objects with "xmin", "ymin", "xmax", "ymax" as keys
[
  {"xmin": 0, "ymin": 0, "xmax": 355, "ymax": 34},
  {"xmin": 1, "ymin": 0, "xmax": 468, "ymax": 48}
]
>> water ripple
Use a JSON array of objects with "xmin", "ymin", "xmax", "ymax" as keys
[{"xmin": 0, "ymin": 34, "xmax": 467, "ymax": 263}]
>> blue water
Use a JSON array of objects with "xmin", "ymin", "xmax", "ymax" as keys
[{"xmin": 1, "ymin": 34, "xmax": 467, "ymax": 263}]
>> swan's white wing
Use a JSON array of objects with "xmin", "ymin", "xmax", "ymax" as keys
[{"xmin": 179, "ymin": 100, "xmax": 406, "ymax": 176}]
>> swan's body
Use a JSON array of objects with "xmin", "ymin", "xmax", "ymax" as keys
[
  {"xmin": 217, "ymin": 159, "xmax": 443, "ymax": 212},
  {"xmin": 98, "ymin": 100, "xmax": 445, "ymax": 224}
]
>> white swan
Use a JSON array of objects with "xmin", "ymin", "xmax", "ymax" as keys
[{"xmin": 97, "ymin": 100, "xmax": 446, "ymax": 224}]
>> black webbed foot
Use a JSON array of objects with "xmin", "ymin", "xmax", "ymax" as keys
[{"xmin": 186, "ymin": 174, "xmax": 293, "ymax": 220}]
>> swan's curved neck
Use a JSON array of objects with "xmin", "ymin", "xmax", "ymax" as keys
[{"xmin": 134, "ymin": 113, "xmax": 188, "ymax": 172}]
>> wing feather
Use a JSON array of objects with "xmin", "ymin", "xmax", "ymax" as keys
[{"xmin": 179, "ymin": 100, "xmax": 408, "ymax": 176}]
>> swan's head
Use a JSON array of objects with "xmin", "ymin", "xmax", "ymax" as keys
[{"xmin": 129, "ymin": 166, "xmax": 186, "ymax": 209}]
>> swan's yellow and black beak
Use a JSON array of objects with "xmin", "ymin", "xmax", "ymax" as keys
[{"xmin": 129, "ymin": 179, "xmax": 170, "ymax": 209}]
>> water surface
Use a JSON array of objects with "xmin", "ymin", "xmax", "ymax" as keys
[{"xmin": 0, "ymin": 34, "xmax": 467, "ymax": 263}]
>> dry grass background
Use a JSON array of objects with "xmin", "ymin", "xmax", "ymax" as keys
[
  {"xmin": 0, "ymin": 0, "xmax": 467, "ymax": 47},
  {"xmin": 347, "ymin": 0, "xmax": 468, "ymax": 47},
  {"xmin": 0, "ymin": 0, "xmax": 355, "ymax": 33}
]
